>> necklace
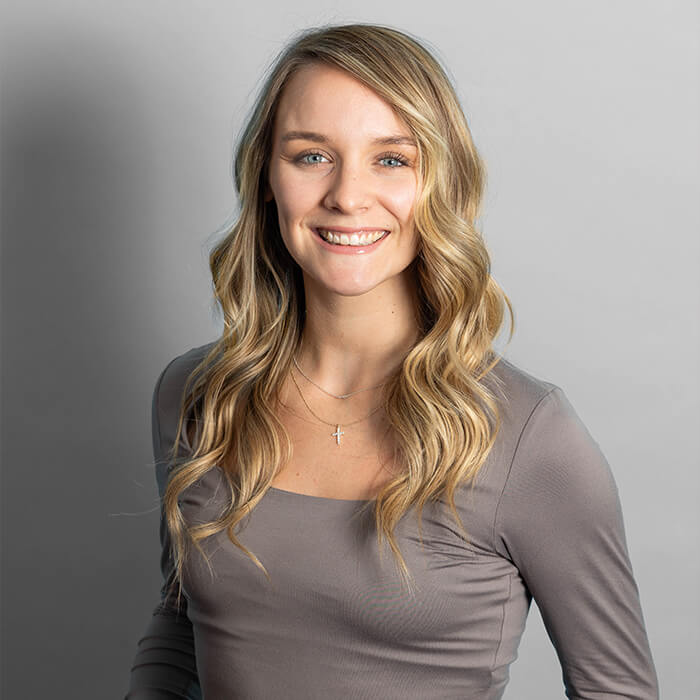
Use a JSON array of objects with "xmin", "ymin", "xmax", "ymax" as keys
[
  {"xmin": 292, "ymin": 355, "xmax": 387, "ymax": 399},
  {"xmin": 289, "ymin": 367, "xmax": 384, "ymax": 446}
]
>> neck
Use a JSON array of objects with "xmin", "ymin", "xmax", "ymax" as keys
[{"xmin": 295, "ymin": 271, "xmax": 421, "ymax": 397}]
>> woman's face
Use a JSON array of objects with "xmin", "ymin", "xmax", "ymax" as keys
[{"xmin": 266, "ymin": 62, "xmax": 421, "ymax": 297}]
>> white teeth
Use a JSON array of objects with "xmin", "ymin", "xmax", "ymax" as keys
[{"xmin": 318, "ymin": 229, "xmax": 387, "ymax": 246}]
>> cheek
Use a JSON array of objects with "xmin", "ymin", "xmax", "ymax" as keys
[
  {"xmin": 274, "ymin": 173, "xmax": 320, "ymax": 219},
  {"xmin": 384, "ymin": 179, "xmax": 418, "ymax": 222},
  {"xmin": 387, "ymin": 188, "xmax": 416, "ymax": 222}
]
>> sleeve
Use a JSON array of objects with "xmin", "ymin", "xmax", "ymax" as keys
[
  {"xmin": 125, "ymin": 359, "xmax": 202, "ymax": 700},
  {"xmin": 494, "ymin": 386, "xmax": 659, "ymax": 699}
]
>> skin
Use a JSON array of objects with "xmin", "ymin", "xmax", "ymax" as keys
[{"xmin": 266, "ymin": 62, "xmax": 423, "ymax": 415}]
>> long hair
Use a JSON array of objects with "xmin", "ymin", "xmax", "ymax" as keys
[{"xmin": 162, "ymin": 22, "xmax": 514, "ymax": 608}]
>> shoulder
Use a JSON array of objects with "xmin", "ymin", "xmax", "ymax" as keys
[
  {"xmin": 481, "ymin": 356, "xmax": 618, "ymax": 516},
  {"xmin": 152, "ymin": 340, "xmax": 218, "ymax": 459},
  {"xmin": 489, "ymin": 360, "xmax": 621, "ymax": 557},
  {"xmin": 155, "ymin": 340, "xmax": 218, "ymax": 409},
  {"xmin": 482, "ymin": 355, "xmax": 562, "ymax": 441},
  {"xmin": 486, "ymin": 356, "xmax": 611, "ymax": 489}
]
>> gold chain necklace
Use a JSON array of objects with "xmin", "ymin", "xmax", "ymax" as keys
[
  {"xmin": 289, "ymin": 367, "xmax": 384, "ymax": 446},
  {"xmin": 292, "ymin": 354, "xmax": 387, "ymax": 399}
]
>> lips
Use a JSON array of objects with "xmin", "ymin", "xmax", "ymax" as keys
[
  {"xmin": 315, "ymin": 228, "xmax": 389, "ymax": 246},
  {"xmin": 313, "ymin": 226, "xmax": 392, "ymax": 253},
  {"xmin": 314, "ymin": 226, "xmax": 390, "ymax": 233}
]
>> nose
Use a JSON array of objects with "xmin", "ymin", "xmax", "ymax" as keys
[{"xmin": 322, "ymin": 159, "xmax": 372, "ymax": 213}]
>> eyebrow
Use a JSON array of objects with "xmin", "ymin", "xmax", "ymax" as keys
[{"xmin": 280, "ymin": 130, "xmax": 417, "ymax": 147}]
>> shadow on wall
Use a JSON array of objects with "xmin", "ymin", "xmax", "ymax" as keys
[{"xmin": 2, "ymin": 20, "xmax": 176, "ymax": 699}]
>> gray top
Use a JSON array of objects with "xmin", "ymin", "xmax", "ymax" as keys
[{"xmin": 126, "ymin": 342, "xmax": 658, "ymax": 699}]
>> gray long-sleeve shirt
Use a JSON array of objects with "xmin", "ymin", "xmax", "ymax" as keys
[{"xmin": 126, "ymin": 342, "xmax": 659, "ymax": 699}]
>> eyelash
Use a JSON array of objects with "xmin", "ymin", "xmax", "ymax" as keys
[{"xmin": 295, "ymin": 150, "xmax": 411, "ymax": 168}]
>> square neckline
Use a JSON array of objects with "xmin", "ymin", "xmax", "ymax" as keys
[{"xmin": 267, "ymin": 485, "xmax": 373, "ymax": 504}]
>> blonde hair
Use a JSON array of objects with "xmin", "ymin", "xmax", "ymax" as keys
[{"xmin": 162, "ymin": 22, "xmax": 514, "ymax": 608}]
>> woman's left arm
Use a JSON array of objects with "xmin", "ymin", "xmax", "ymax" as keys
[{"xmin": 495, "ymin": 386, "xmax": 659, "ymax": 699}]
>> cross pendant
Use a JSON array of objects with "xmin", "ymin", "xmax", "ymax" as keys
[{"xmin": 331, "ymin": 424, "xmax": 344, "ymax": 445}]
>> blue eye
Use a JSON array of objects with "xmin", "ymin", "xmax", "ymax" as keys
[
  {"xmin": 380, "ymin": 155, "xmax": 407, "ymax": 168},
  {"xmin": 297, "ymin": 152, "xmax": 329, "ymax": 165},
  {"xmin": 294, "ymin": 150, "xmax": 411, "ymax": 168}
]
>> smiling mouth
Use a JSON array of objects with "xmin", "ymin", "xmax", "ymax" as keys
[{"xmin": 315, "ymin": 228, "xmax": 390, "ymax": 246}]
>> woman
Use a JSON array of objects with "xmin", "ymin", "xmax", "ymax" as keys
[{"xmin": 126, "ymin": 23, "xmax": 658, "ymax": 699}]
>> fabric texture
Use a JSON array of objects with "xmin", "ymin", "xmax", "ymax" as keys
[{"xmin": 126, "ymin": 342, "xmax": 658, "ymax": 699}]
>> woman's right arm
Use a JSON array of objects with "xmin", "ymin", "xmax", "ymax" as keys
[{"xmin": 125, "ymin": 359, "xmax": 202, "ymax": 699}]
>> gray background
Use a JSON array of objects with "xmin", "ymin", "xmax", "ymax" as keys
[{"xmin": 2, "ymin": 1, "xmax": 697, "ymax": 697}]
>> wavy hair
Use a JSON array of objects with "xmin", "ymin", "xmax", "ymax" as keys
[{"xmin": 162, "ymin": 22, "xmax": 514, "ymax": 608}]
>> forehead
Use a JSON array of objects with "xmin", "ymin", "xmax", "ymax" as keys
[{"xmin": 273, "ymin": 63, "xmax": 411, "ymax": 141}]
